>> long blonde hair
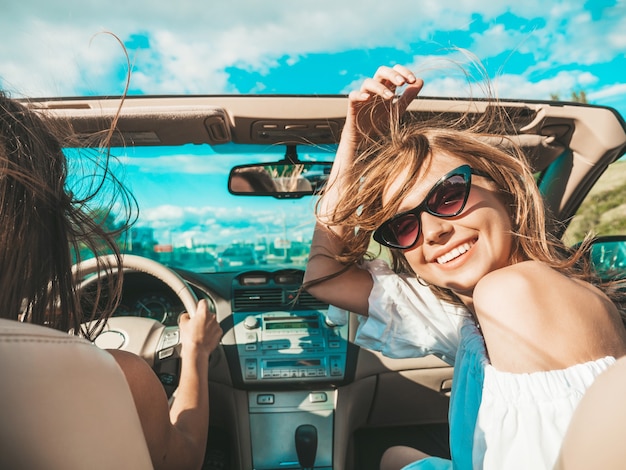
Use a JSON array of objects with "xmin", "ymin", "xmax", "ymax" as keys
[{"xmin": 317, "ymin": 101, "xmax": 624, "ymax": 309}]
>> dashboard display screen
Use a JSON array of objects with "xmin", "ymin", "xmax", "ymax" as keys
[
  {"xmin": 267, "ymin": 359, "xmax": 322, "ymax": 368},
  {"xmin": 265, "ymin": 320, "xmax": 318, "ymax": 330}
]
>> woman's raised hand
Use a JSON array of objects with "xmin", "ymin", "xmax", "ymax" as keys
[{"xmin": 345, "ymin": 65, "xmax": 423, "ymax": 143}]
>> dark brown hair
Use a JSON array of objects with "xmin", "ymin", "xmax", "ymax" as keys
[{"xmin": 0, "ymin": 92, "xmax": 136, "ymax": 337}]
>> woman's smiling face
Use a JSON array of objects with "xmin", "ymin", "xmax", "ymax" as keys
[{"xmin": 384, "ymin": 152, "xmax": 514, "ymax": 302}]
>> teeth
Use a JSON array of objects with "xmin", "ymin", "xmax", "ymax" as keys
[{"xmin": 437, "ymin": 242, "xmax": 473, "ymax": 264}]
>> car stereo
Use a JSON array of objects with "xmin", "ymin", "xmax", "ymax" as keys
[{"xmin": 232, "ymin": 310, "xmax": 348, "ymax": 384}]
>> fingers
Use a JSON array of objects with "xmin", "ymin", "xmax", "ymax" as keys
[
  {"xmin": 363, "ymin": 65, "xmax": 419, "ymax": 100},
  {"xmin": 348, "ymin": 64, "xmax": 423, "ymax": 120},
  {"xmin": 179, "ymin": 299, "xmax": 222, "ymax": 353},
  {"xmin": 372, "ymin": 64, "xmax": 417, "ymax": 88},
  {"xmin": 345, "ymin": 64, "xmax": 423, "ymax": 141},
  {"xmin": 396, "ymin": 77, "xmax": 424, "ymax": 110},
  {"xmin": 196, "ymin": 299, "xmax": 222, "ymax": 341}
]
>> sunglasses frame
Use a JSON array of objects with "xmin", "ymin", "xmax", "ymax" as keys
[{"xmin": 373, "ymin": 164, "xmax": 490, "ymax": 250}]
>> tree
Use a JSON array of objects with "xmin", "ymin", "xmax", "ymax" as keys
[{"xmin": 550, "ymin": 90, "xmax": 588, "ymax": 103}]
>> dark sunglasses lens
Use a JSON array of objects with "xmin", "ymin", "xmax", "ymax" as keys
[
  {"xmin": 427, "ymin": 174, "xmax": 469, "ymax": 216},
  {"xmin": 377, "ymin": 168, "xmax": 472, "ymax": 249},
  {"xmin": 387, "ymin": 214, "xmax": 420, "ymax": 248}
]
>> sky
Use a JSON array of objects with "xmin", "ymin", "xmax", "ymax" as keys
[
  {"xmin": 2, "ymin": 0, "xmax": 626, "ymax": 114},
  {"xmin": 2, "ymin": 0, "xmax": 626, "ymax": 251}
]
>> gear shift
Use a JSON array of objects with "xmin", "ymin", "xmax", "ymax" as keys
[{"xmin": 295, "ymin": 424, "xmax": 317, "ymax": 469}]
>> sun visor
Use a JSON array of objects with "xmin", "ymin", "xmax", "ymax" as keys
[{"xmin": 34, "ymin": 102, "xmax": 232, "ymax": 147}]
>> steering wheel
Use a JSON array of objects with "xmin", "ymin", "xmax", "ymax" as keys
[{"xmin": 72, "ymin": 254, "xmax": 198, "ymax": 368}]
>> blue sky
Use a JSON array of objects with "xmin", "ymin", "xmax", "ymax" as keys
[
  {"xmin": 2, "ymin": 0, "xmax": 625, "ymax": 250},
  {"xmin": 2, "ymin": 0, "xmax": 626, "ymax": 114}
]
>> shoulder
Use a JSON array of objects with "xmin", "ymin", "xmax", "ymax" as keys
[
  {"xmin": 473, "ymin": 260, "xmax": 613, "ymax": 324},
  {"xmin": 473, "ymin": 261, "xmax": 625, "ymax": 371},
  {"xmin": 108, "ymin": 349, "xmax": 155, "ymax": 377},
  {"xmin": 473, "ymin": 261, "xmax": 556, "ymax": 311},
  {"xmin": 107, "ymin": 349, "xmax": 169, "ymax": 413}
]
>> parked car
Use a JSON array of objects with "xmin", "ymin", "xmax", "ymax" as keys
[{"xmin": 11, "ymin": 92, "xmax": 626, "ymax": 469}]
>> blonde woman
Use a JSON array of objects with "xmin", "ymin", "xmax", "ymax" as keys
[{"xmin": 304, "ymin": 66, "xmax": 626, "ymax": 469}]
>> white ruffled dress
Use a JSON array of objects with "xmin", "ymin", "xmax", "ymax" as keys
[{"xmin": 327, "ymin": 259, "xmax": 616, "ymax": 470}]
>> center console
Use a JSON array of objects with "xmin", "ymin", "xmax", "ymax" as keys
[
  {"xmin": 232, "ymin": 309, "xmax": 349, "ymax": 385},
  {"xmin": 227, "ymin": 270, "xmax": 350, "ymax": 469},
  {"xmin": 230, "ymin": 308, "xmax": 347, "ymax": 469}
]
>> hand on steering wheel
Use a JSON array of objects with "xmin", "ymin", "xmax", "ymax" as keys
[
  {"xmin": 73, "ymin": 254, "xmax": 205, "ymax": 366},
  {"xmin": 178, "ymin": 299, "xmax": 222, "ymax": 360}
]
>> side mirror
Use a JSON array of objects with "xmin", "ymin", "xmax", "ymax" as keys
[
  {"xmin": 228, "ymin": 162, "xmax": 332, "ymax": 198},
  {"xmin": 588, "ymin": 236, "xmax": 626, "ymax": 281}
]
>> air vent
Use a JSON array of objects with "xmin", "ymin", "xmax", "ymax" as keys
[
  {"xmin": 296, "ymin": 291, "xmax": 328, "ymax": 309},
  {"xmin": 233, "ymin": 288, "xmax": 283, "ymax": 310}
]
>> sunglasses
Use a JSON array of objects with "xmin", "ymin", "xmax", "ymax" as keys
[{"xmin": 373, "ymin": 164, "xmax": 490, "ymax": 249}]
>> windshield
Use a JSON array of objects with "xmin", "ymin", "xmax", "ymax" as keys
[{"xmin": 68, "ymin": 143, "xmax": 335, "ymax": 273}]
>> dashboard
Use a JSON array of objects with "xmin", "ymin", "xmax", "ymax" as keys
[{"xmin": 108, "ymin": 267, "xmax": 355, "ymax": 390}]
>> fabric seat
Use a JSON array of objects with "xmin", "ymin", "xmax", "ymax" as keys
[{"xmin": 0, "ymin": 318, "xmax": 153, "ymax": 469}]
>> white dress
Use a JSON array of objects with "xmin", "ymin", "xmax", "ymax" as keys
[{"xmin": 327, "ymin": 259, "xmax": 617, "ymax": 470}]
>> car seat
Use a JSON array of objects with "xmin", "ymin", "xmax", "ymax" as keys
[{"xmin": 0, "ymin": 318, "xmax": 153, "ymax": 469}]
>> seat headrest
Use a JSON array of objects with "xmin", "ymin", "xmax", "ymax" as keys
[{"xmin": 0, "ymin": 319, "xmax": 153, "ymax": 469}]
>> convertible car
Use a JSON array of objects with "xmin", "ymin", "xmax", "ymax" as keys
[{"xmin": 4, "ymin": 92, "xmax": 626, "ymax": 469}]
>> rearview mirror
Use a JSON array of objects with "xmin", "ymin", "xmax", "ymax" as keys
[
  {"xmin": 588, "ymin": 236, "xmax": 626, "ymax": 281},
  {"xmin": 228, "ymin": 162, "xmax": 332, "ymax": 198}
]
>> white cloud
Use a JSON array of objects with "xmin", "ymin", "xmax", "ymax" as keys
[
  {"xmin": 138, "ymin": 201, "xmax": 314, "ymax": 246},
  {"xmin": 590, "ymin": 83, "xmax": 626, "ymax": 101},
  {"xmin": 492, "ymin": 71, "xmax": 599, "ymax": 100},
  {"xmin": 122, "ymin": 154, "xmax": 229, "ymax": 175},
  {"xmin": 1, "ymin": 0, "xmax": 624, "ymax": 103}
]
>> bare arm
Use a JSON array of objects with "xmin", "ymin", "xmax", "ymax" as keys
[
  {"xmin": 303, "ymin": 65, "xmax": 424, "ymax": 316},
  {"xmin": 110, "ymin": 299, "xmax": 222, "ymax": 469}
]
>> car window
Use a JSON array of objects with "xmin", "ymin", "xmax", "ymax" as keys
[
  {"xmin": 67, "ymin": 143, "xmax": 335, "ymax": 272},
  {"xmin": 562, "ymin": 159, "xmax": 626, "ymax": 246}
]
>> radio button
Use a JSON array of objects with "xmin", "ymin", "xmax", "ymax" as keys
[
  {"xmin": 244, "ymin": 315, "xmax": 260, "ymax": 330},
  {"xmin": 330, "ymin": 357, "xmax": 343, "ymax": 376},
  {"xmin": 309, "ymin": 392, "xmax": 328, "ymax": 403},
  {"xmin": 245, "ymin": 359, "xmax": 258, "ymax": 380},
  {"xmin": 257, "ymin": 394, "xmax": 275, "ymax": 405}
]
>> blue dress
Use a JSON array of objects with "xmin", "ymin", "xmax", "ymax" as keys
[{"xmin": 401, "ymin": 321, "xmax": 486, "ymax": 469}]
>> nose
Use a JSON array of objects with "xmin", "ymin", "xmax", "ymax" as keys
[{"xmin": 421, "ymin": 212, "xmax": 452, "ymax": 244}]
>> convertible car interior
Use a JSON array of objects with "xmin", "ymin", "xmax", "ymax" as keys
[{"xmin": 5, "ymin": 93, "xmax": 626, "ymax": 469}]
